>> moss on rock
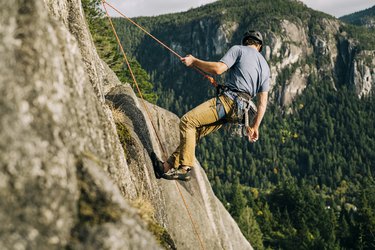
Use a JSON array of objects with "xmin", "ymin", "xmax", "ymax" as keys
[{"xmin": 131, "ymin": 198, "xmax": 176, "ymax": 250}]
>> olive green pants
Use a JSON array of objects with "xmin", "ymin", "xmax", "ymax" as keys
[{"xmin": 168, "ymin": 95, "xmax": 235, "ymax": 168}]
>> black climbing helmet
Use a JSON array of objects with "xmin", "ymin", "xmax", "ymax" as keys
[{"xmin": 242, "ymin": 30, "xmax": 263, "ymax": 52}]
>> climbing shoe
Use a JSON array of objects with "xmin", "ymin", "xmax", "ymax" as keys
[
  {"xmin": 150, "ymin": 152, "xmax": 179, "ymax": 180},
  {"xmin": 150, "ymin": 152, "xmax": 165, "ymax": 179},
  {"xmin": 150, "ymin": 152, "xmax": 191, "ymax": 181},
  {"xmin": 174, "ymin": 166, "xmax": 192, "ymax": 181},
  {"xmin": 160, "ymin": 167, "xmax": 191, "ymax": 181}
]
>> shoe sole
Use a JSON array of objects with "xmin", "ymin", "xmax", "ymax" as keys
[
  {"xmin": 175, "ymin": 173, "xmax": 191, "ymax": 181},
  {"xmin": 159, "ymin": 171, "xmax": 191, "ymax": 181}
]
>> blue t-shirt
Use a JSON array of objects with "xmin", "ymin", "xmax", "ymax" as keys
[{"xmin": 220, "ymin": 45, "xmax": 270, "ymax": 98}]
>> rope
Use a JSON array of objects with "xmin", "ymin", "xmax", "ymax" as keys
[
  {"xmin": 103, "ymin": 0, "xmax": 218, "ymax": 88},
  {"xmin": 102, "ymin": 1, "xmax": 168, "ymax": 160},
  {"xmin": 175, "ymin": 181, "xmax": 206, "ymax": 250},
  {"xmin": 101, "ymin": 2, "xmax": 206, "ymax": 249}
]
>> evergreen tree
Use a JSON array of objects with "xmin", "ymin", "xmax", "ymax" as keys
[
  {"xmin": 238, "ymin": 206, "xmax": 264, "ymax": 250},
  {"xmin": 82, "ymin": 0, "xmax": 157, "ymax": 103},
  {"xmin": 230, "ymin": 179, "xmax": 247, "ymax": 220}
]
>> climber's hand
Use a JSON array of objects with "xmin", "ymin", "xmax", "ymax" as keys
[
  {"xmin": 181, "ymin": 55, "xmax": 196, "ymax": 67},
  {"xmin": 247, "ymin": 126, "xmax": 259, "ymax": 143}
]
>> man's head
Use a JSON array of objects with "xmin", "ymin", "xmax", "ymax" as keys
[{"xmin": 242, "ymin": 30, "xmax": 263, "ymax": 52}]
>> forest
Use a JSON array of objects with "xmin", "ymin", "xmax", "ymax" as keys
[
  {"xmin": 340, "ymin": 5, "xmax": 375, "ymax": 28},
  {"xmin": 83, "ymin": 0, "xmax": 375, "ymax": 249}
]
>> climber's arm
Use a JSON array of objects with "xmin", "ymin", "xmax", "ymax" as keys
[
  {"xmin": 247, "ymin": 91, "xmax": 268, "ymax": 143},
  {"xmin": 181, "ymin": 55, "xmax": 228, "ymax": 75}
]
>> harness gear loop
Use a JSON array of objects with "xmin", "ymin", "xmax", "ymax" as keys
[{"xmin": 217, "ymin": 87, "xmax": 257, "ymax": 137}]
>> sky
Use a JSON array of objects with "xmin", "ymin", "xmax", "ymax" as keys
[{"xmin": 104, "ymin": 0, "xmax": 375, "ymax": 18}]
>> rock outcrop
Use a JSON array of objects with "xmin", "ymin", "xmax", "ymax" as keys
[
  {"xmin": 0, "ymin": 0, "xmax": 252, "ymax": 249},
  {"xmin": 265, "ymin": 17, "xmax": 374, "ymax": 105},
  {"xmin": 351, "ymin": 51, "xmax": 375, "ymax": 98}
]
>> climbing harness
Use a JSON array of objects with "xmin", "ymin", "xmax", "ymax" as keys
[
  {"xmin": 101, "ymin": 1, "xmax": 206, "ymax": 249},
  {"xmin": 216, "ymin": 85, "xmax": 258, "ymax": 137}
]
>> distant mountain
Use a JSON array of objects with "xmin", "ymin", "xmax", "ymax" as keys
[
  {"xmin": 340, "ymin": 5, "xmax": 375, "ymax": 28},
  {"xmin": 115, "ymin": 0, "xmax": 375, "ymax": 112},
  {"xmin": 112, "ymin": 1, "xmax": 375, "ymax": 249}
]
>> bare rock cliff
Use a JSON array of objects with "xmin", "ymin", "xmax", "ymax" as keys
[{"xmin": 0, "ymin": 0, "xmax": 251, "ymax": 249}]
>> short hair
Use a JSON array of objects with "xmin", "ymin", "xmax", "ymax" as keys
[{"xmin": 242, "ymin": 37, "xmax": 261, "ymax": 47}]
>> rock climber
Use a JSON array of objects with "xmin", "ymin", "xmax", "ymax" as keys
[{"xmin": 152, "ymin": 30, "xmax": 271, "ymax": 181}]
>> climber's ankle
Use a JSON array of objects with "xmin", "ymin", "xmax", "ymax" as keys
[{"xmin": 163, "ymin": 161, "xmax": 172, "ymax": 173}]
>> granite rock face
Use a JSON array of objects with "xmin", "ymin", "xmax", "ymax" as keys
[
  {"xmin": 0, "ymin": 0, "xmax": 252, "ymax": 249},
  {"xmin": 0, "ymin": 0, "xmax": 155, "ymax": 249},
  {"xmin": 107, "ymin": 85, "xmax": 253, "ymax": 249}
]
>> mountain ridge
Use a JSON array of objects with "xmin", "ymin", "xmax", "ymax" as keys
[
  {"xmin": 340, "ymin": 5, "xmax": 375, "ymax": 28},
  {"xmin": 115, "ymin": 0, "xmax": 374, "ymax": 113}
]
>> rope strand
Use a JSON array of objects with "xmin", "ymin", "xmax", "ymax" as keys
[
  {"xmin": 175, "ymin": 181, "xmax": 206, "ymax": 250},
  {"xmin": 101, "ymin": 2, "xmax": 206, "ymax": 249},
  {"xmin": 102, "ymin": 1, "xmax": 168, "ymax": 160},
  {"xmin": 103, "ymin": 0, "xmax": 217, "ymax": 87}
]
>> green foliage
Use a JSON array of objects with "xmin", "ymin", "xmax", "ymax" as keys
[
  {"xmin": 130, "ymin": 198, "xmax": 176, "ymax": 249},
  {"xmin": 341, "ymin": 24, "xmax": 375, "ymax": 50},
  {"xmin": 76, "ymin": 164, "xmax": 123, "ymax": 226},
  {"xmin": 238, "ymin": 206, "xmax": 264, "ymax": 250},
  {"xmin": 124, "ymin": 58, "xmax": 158, "ymax": 104},
  {"xmin": 82, "ymin": 0, "xmax": 157, "ymax": 103},
  {"xmin": 340, "ymin": 5, "xmax": 375, "ymax": 27},
  {"xmin": 115, "ymin": 121, "xmax": 132, "ymax": 158},
  {"xmin": 82, "ymin": 0, "xmax": 124, "ymax": 79},
  {"xmin": 202, "ymin": 83, "xmax": 375, "ymax": 249},
  {"xmin": 339, "ymin": 5, "xmax": 375, "ymax": 50},
  {"xmin": 266, "ymin": 181, "xmax": 339, "ymax": 249},
  {"xmin": 343, "ymin": 181, "xmax": 375, "ymax": 249},
  {"xmin": 68, "ymin": 158, "xmax": 125, "ymax": 247}
]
